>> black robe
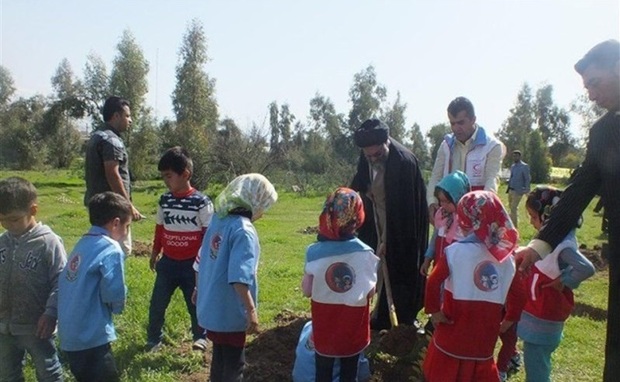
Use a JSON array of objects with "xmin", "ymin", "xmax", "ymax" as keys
[{"xmin": 350, "ymin": 138, "xmax": 429, "ymax": 328}]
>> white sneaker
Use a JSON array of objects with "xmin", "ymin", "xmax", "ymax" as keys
[{"xmin": 192, "ymin": 338, "xmax": 208, "ymax": 351}]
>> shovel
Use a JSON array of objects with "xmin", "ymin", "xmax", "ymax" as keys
[{"xmin": 381, "ymin": 257, "xmax": 399, "ymax": 328}]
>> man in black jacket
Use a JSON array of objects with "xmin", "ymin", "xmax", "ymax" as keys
[
  {"xmin": 350, "ymin": 119, "xmax": 429, "ymax": 330},
  {"xmin": 516, "ymin": 39, "xmax": 620, "ymax": 380}
]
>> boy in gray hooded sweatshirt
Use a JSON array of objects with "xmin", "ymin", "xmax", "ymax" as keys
[{"xmin": 0, "ymin": 177, "xmax": 67, "ymax": 381}]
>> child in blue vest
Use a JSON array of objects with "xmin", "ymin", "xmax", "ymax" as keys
[
  {"xmin": 517, "ymin": 186, "xmax": 595, "ymax": 382},
  {"xmin": 195, "ymin": 174, "xmax": 278, "ymax": 382},
  {"xmin": 58, "ymin": 192, "xmax": 132, "ymax": 382},
  {"xmin": 301, "ymin": 187, "xmax": 379, "ymax": 382}
]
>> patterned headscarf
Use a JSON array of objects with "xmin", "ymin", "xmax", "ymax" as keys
[
  {"xmin": 215, "ymin": 173, "xmax": 278, "ymax": 218},
  {"xmin": 318, "ymin": 187, "xmax": 365, "ymax": 240},
  {"xmin": 525, "ymin": 186, "xmax": 563, "ymax": 223},
  {"xmin": 457, "ymin": 190, "xmax": 518, "ymax": 262}
]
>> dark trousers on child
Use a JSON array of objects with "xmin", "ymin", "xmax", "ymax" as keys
[
  {"xmin": 147, "ymin": 255, "xmax": 204, "ymax": 343},
  {"xmin": 315, "ymin": 353, "xmax": 360, "ymax": 382},
  {"xmin": 64, "ymin": 343, "xmax": 119, "ymax": 382},
  {"xmin": 210, "ymin": 343, "xmax": 245, "ymax": 382}
]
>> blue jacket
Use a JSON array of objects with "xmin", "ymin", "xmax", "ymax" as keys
[
  {"xmin": 508, "ymin": 161, "xmax": 531, "ymax": 194},
  {"xmin": 58, "ymin": 226, "xmax": 126, "ymax": 351}
]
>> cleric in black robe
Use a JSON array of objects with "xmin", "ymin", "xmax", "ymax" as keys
[{"xmin": 350, "ymin": 119, "xmax": 429, "ymax": 330}]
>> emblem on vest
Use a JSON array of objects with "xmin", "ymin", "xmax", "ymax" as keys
[
  {"xmin": 325, "ymin": 262, "xmax": 356, "ymax": 293},
  {"xmin": 66, "ymin": 255, "xmax": 81, "ymax": 281},
  {"xmin": 209, "ymin": 234, "xmax": 222, "ymax": 259},
  {"xmin": 473, "ymin": 260, "xmax": 499, "ymax": 291}
]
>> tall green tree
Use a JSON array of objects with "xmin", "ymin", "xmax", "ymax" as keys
[
  {"xmin": 570, "ymin": 92, "xmax": 606, "ymax": 143},
  {"xmin": 269, "ymin": 101, "xmax": 280, "ymax": 155},
  {"xmin": 45, "ymin": 59, "xmax": 83, "ymax": 168},
  {"xmin": 172, "ymin": 19, "xmax": 219, "ymax": 134},
  {"xmin": 171, "ymin": 19, "xmax": 219, "ymax": 188},
  {"xmin": 0, "ymin": 96, "xmax": 48, "ymax": 169},
  {"xmin": 527, "ymin": 129, "xmax": 550, "ymax": 183},
  {"xmin": 279, "ymin": 104, "xmax": 294, "ymax": 153},
  {"xmin": 347, "ymin": 65, "xmax": 386, "ymax": 132},
  {"xmin": 497, "ymin": 83, "xmax": 535, "ymax": 166},
  {"xmin": 534, "ymin": 84, "xmax": 574, "ymax": 165},
  {"xmin": 426, "ymin": 123, "xmax": 451, "ymax": 162},
  {"xmin": 410, "ymin": 123, "xmax": 431, "ymax": 170},
  {"xmin": 109, "ymin": 30, "xmax": 150, "ymax": 119},
  {"xmin": 82, "ymin": 53, "xmax": 109, "ymax": 130},
  {"xmin": 0, "ymin": 66, "xmax": 16, "ymax": 108},
  {"xmin": 381, "ymin": 92, "xmax": 407, "ymax": 143}
]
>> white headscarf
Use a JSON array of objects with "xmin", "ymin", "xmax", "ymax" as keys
[{"xmin": 215, "ymin": 173, "xmax": 278, "ymax": 218}]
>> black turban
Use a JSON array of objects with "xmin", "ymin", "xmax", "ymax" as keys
[{"xmin": 353, "ymin": 119, "xmax": 389, "ymax": 148}]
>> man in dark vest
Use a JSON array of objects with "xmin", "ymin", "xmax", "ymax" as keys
[{"xmin": 350, "ymin": 119, "xmax": 429, "ymax": 330}]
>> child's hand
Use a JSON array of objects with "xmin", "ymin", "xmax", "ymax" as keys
[
  {"xmin": 149, "ymin": 253, "xmax": 160, "ymax": 271},
  {"xmin": 246, "ymin": 308, "xmax": 259, "ymax": 334},
  {"xmin": 542, "ymin": 277, "xmax": 564, "ymax": 292},
  {"xmin": 36, "ymin": 314, "xmax": 56, "ymax": 339},
  {"xmin": 499, "ymin": 320, "xmax": 514, "ymax": 333},
  {"xmin": 430, "ymin": 311, "xmax": 453, "ymax": 326},
  {"xmin": 420, "ymin": 258, "xmax": 432, "ymax": 276},
  {"xmin": 191, "ymin": 288, "xmax": 197, "ymax": 305}
]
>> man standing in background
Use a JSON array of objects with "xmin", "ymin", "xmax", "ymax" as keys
[
  {"xmin": 84, "ymin": 96, "xmax": 142, "ymax": 255},
  {"xmin": 427, "ymin": 97, "xmax": 505, "ymax": 222},
  {"xmin": 507, "ymin": 150, "xmax": 531, "ymax": 227}
]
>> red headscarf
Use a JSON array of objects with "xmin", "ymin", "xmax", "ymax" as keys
[
  {"xmin": 319, "ymin": 187, "xmax": 365, "ymax": 240},
  {"xmin": 456, "ymin": 190, "xmax": 518, "ymax": 262}
]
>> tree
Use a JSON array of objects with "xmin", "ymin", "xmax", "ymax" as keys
[
  {"xmin": 309, "ymin": 93, "xmax": 349, "ymax": 161},
  {"xmin": 534, "ymin": 84, "xmax": 574, "ymax": 166},
  {"xmin": 0, "ymin": 66, "xmax": 16, "ymax": 108},
  {"xmin": 45, "ymin": 59, "xmax": 84, "ymax": 168},
  {"xmin": 170, "ymin": 19, "xmax": 219, "ymax": 188},
  {"xmin": 82, "ymin": 52, "xmax": 109, "ymax": 129},
  {"xmin": 570, "ymin": 92, "xmax": 606, "ymax": 143},
  {"xmin": 269, "ymin": 101, "xmax": 279, "ymax": 155},
  {"xmin": 0, "ymin": 96, "xmax": 48, "ymax": 169},
  {"xmin": 527, "ymin": 129, "xmax": 550, "ymax": 183},
  {"xmin": 497, "ymin": 83, "xmax": 535, "ymax": 166},
  {"xmin": 426, "ymin": 123, "xmax": 451, "ymax": 162},
  {"xmin": 347, "ymin": 65, "xmax": 386, "ymax": 132},
  {"xmin": 410, "ymin": 123, "xmax": 431, "ymax": 171},
  {"xmin": 279, "ymin": 104, "xmax": 294, "ymax": 153},
  {"xmin": 109, "ymin": 30, "xmax": 150, "ymax": 119},
  {"xmin": 172, "ymin": 19, "xmax": 218, "ymax": 134},
  {"xmin": 381, "ymin": 92, "xmax": 407, "ymax": 143}
]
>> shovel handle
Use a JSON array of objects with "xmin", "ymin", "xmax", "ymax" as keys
[{"xmin": 381, "ymin": 259, "xmax": 399, "ymax": 327}]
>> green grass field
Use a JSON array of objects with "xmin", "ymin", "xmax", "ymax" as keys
[{"xmin": 0, "ymin": 170, "xmax": 608, "ymax": 381}]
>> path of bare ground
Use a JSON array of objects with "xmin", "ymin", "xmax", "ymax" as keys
[{"xmin": 175, "ymin": 243, "xmax": 607, "ymax": 382}]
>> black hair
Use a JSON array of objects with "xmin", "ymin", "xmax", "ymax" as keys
[
  {"xmin": 434, "ymin": 187, "xmax": 455, "ymax": 205},
  {"xmin": 158, "ymin": 146, "xmax": 193, "ymax": 175},
  {"xmin": 447, "ymin": 97, "xmax": 476, "ymax": 118},
  {"xmin": 0, "ymin": 177, "xmax": 37, "ymax": 214},
  {"xmin": 575, "ymin": 39, "xmax": 620, "ymax": 75},
  {"xmin": 88, "ymin": 192, "xmax": 133, "ymax": 227},
  {"xmin": 102, "ymin": 96, "xmax": 130, "ymax": 122}
]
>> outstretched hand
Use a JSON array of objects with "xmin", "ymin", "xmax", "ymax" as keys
[{"xmin": 514, "ymin": 247, "xmax": 541, "ymax": 274}]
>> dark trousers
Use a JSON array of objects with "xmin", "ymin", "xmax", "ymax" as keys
[
  {"xmin": 315, "ymin": 353, "xmax": 360, "ymax": 382},
  {"xmin": 64, "ymin": 343, "xmax": 119, "ymax": 382},
  {"xmin": 210, "ymin": 343, "xmax": 245, "ymax": 382},
  {"xmin": 147, "ymin": 255, "xmax": 204, "ymax": 343},
  {"xmin": 604, "ymin": 237, "xmax": 620, "ymax": 381}
]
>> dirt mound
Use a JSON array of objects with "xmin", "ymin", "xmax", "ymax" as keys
[{"xmin": 245, "ymin": 311, "xmax": 311, "ymax": 381}]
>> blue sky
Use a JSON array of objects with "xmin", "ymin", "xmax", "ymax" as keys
[{"xmin": 1, "ymin": 1, "xmax": 618, "ymax": 138}]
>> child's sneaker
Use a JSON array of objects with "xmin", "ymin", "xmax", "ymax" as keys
[
  {"xmin": 192, "ymin": 338, "xmax": 208, "ymax": 351},
  {"xmin": 508, "ymin": 352, "xmax": 522, "ymax": 372},
  {"xmin": 498, "ymin": 371, "xmax": 508, "ymax": 382}
]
